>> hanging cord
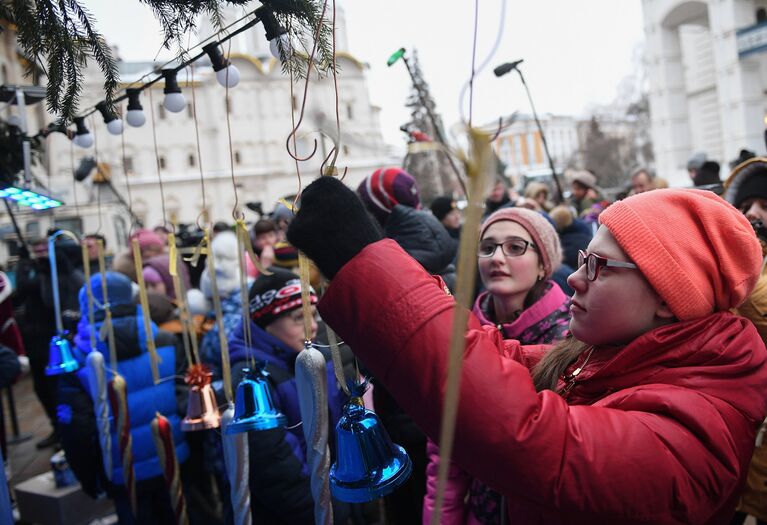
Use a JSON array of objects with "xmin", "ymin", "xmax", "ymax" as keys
[
  {"xmin": 284, "ymin": 0, "xmax": 330, "ymax": 163},
  {"xmin": 288, "ymin": 66, "xmax": 304, "ymax": 211},
  {"xmin": 219, "ymin": 38, "xmax": 256, "ymax": 367},
  {"xmin": 467, "ymin": 0, "xmax": 479, "ymax": 128},
  {"xmin": 201, "ymin": 228, "xmax": 234, "ymax": 405},
  {"xmin": 223, "ymin": 39, "xmax": 242, "ymax": 222},
  {"xmin": 318, "ymin": 0, "xmax": 347, "ymax": 180},
  {"xmin": 147, "ymin": 89, "xmax": 169, "ymax": 229},
  {"xmin": 189, "ymin": 65, "xmax": 208, "ymax": 229},
  {"xmin": 97, "ymin": 240, "xmax": 119, "ymax": 369},
  {"xmin": 69, "ymin": 141, "xmax": 81, "ymax": 218},
  {"xmin": 90, "ymin": 115, "xmax": 103, "ymax": 235},
  {"xmin": 457, "ymin": 0, "xmax": 507, "ymax": 125},
  {"xmin": 119, "ymin": 101, "xmax": 138, "ymax": 235}
]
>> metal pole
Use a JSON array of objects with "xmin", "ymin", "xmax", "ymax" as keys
[
  {"xmin": 15, "ymin": 88, "xmax": 31, "ymax": 185},
  {"xmin": 401, "ymin": 56, "xmax": 468, "ymax": 196},
  {"xmin": 515, "ymin": 69, "xmax": 565, "ymax": 203}
]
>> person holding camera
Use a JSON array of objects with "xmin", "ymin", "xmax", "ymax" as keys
[{"xmin": 286, "ymin": 176, "xmax": 767, "ymax": 524}]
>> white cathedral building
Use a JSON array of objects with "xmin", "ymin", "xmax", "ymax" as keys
[
  {"xmin": 32, "ymin": 5, "xmax": 395, "ymax": 247},
  {"xmin": 642, "ymin": 0, "xmax": 767, "ymax": 185}
]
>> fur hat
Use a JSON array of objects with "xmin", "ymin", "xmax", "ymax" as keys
[{"xmin": 723, "ymin": 157, "xmax": 767, "ymax": 208}]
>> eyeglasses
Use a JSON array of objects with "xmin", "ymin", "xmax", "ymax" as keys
[
  {"xmin": 577, "ymin": 250, "xmax": 638, "ymax": 281},
  {"xmin": 478, "ymin": 238, "xmax": 536, "ymax": 258}
]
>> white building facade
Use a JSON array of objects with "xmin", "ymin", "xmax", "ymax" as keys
[
  {"xmin": 44, "ymin": 6, "xmax": 395, "ymax": 233},
  {"xmin": 642, "ymin": 0, "xmax": 767, "ymax": 185}
]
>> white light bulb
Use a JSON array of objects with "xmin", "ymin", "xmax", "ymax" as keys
[
  {"xmin": 106, "ymin": 118, "xmax": 123, "ymax": 135},
  {"xmin": 216, "ymin": 65, "xmax": 240, "ymax": 88},
  {"xmin": 74, "ymin": 133, "xmax": 93, "ymax": 148},
  {"xmin": 269, "ymin": 34, "xmax": 292, "ymax": 61},
  {"xmin": 163, "ymin": 92, "xmax": 187, "ymax": 113},
  {"xmin": 126, "ymin": 110, "xmax": 146, "ymax": 127}
]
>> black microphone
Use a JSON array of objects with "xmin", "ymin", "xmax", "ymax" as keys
[{"xmin": 494, "ymin": 59, "xmax": 524, "ymax": 77}]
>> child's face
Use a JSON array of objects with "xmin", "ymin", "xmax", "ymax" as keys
[
  {"xmin": 567, "ymin": 226, "xmax": 669, "ymax": 346},
  {"xmin": 266, "ymin": 306, "xmax": 318, "ymax": 353},
  {"xmin": 478, "ymin": 220, "xmax": 543, "ymax": 300}
]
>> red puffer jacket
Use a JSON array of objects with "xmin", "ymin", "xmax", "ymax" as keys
[{"xmin": 319, "ymin": 240, "xmax": 767, "ymax": 525}]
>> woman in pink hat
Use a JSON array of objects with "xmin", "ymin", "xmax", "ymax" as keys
[
  {"xmin": 423, "ymin": 207, "xmax": 570, "ymax": 525},
  {"xmin": 287, "ymin": 177, "xmax": 767, "ymax": 525}
]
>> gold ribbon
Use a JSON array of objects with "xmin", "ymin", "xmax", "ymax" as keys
[
  {"xmin": 235, "ymin": 218, "xmax": 272, "ymax": 277},
  {"xmin": 429, "ymin": 128, "xmax": 494, "ymax": 525},
  {"xmin": 132, "ymin": 239, "xmax": 160, "ymax": 384},
  {"xmin": 97, "ymin": 240, "xmax": 118, "ymax": 369},
  {"xmin": 298, "ymin": 252, "xmax": 314, "ymax": 343},
  {"xmin": 204, "ymin": 228, "xmax": 233, "ymax": 404},
  {"xmin": 234, "ymin": 221, "xmax": 255, "ymax": 368},
  {"xmin": 168, "ymin": 231, "xmax": 195, "ymax": 366},
  {"xmin": 81, "ymin": 242, "xmax": 97, "ymax": 351}
]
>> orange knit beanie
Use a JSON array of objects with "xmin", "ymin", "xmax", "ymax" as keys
[{"xmin": 599, "ymin": 189, "xmax": 762, "ymax": 321}]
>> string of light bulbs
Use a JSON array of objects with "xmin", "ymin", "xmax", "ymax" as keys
[{"xmin": 38, "ymin": 5, "xmax": 292, "ymax": 147}]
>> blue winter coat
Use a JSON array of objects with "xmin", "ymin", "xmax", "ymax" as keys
[{"xmin": 58, "ymin": 304, "xmax": 189, "ymax": 495}]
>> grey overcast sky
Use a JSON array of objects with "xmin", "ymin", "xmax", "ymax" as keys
[{"xmin": 82, "ymin": 1, "xmax": 645, "ymax": 147}]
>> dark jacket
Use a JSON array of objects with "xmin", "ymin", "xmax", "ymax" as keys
[
  {"xmin": 558, "ymin": 217, "xmax": 593, "ymax": 270},
  {"xmin": 57, "ymin": 305, "xmax": 188, "ymax": 497},
  {"xmin": 226, "ymin": 319, "xmax": 347, "ymax": 524},
  {"xmin": 15, "ymin": 254, "xmax": 84, "ymax": 344},
  {"xmin": 385, "ymin": 204, "xmax": 458, "ymax": 293}
]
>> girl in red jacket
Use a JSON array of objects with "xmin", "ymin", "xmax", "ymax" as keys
[
  {"xmin": 424, "ymin": 207, "xmax": 571, "ymax": 525},
  {"xmin": 287, "ymin": 179, "xmax": 767, "ymax": 525}
]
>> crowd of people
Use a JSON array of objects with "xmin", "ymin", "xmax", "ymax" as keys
[{"xmin": 0, "ymin": 152, "xmax": 766, "ymax": 524}]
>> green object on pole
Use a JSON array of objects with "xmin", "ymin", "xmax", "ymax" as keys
[{"xmin": 387, "ymin": 48, "xmax": 406, "ymax": 67}]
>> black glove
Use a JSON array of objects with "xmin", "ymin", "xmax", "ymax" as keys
[{"xmin": 287, "ymin": 176, "xmax": 382, "ymax": 279}]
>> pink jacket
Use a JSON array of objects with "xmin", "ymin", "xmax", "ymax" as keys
[{"xmin": 423, "ymin": 283, "xmax": 571, "ymax": 525}]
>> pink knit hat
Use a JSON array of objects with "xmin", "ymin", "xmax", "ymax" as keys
[
  {"xmin": 129, "ymin": 229, "xmax": 164, "ymax": 253},
  {"xmin": 480, "ymin": 207, "xmax": 562, "ymax": 278},
  {"xmin": 599, "ymin": 189, "xmax": 762, "ymax": 320}
]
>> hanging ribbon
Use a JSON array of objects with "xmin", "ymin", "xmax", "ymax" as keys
[
  {"xmin": 131, "ymin": 239, "xmax": 160, "ymax": 384},
  {"xmin": 151, "ymin": 412, "xmax": 189, "ymax": 525},
  {"xmin": 429, "ymin": 128, "xmax": 494, "ymax": 525},
  {"xmin": 168, "ymin": 231, "xmax": 195, "ymax": 367},
  {"xmin": 197, "ymin": 229, "xmax": 233, "ymax": 404},
  {"xmin": 324, "ymin": 323, "xmax": 349, "ymax": 396},
  {"xmin": 234, "ymin": 217, "xmax": 255, "ymax": 367},
  {"xmin": 295, "ymin": 252, "xmax": 333, "ymax": 524},
  {"xmin": 86, "ymin": 351, "xmax": 112, "ymax": 482},
  {"xmin": 108, "ymin": 374, "xmax": 136, "ymax": 515},
  {"xmin": 221, "ymin": 404, "xmax": 252, "ymax": 525},
  {"xmin": 80, "ymin": 242, "xmax": 97, "ymax": 351},
  {"xmin": 235, "ymin": 218, "xmax": 272, "ymax": 277},
  {"xmin": 97, "ymin": 240, "xmax": 118, "ymax": 369}
]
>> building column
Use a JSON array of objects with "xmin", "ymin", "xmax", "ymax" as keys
[
  {"xmin": 646, "ymin": 21, "xmax": 691, "ymax": 182},
  {"xmin": 710, "ymin": 0, "xmax": 764, "ymax": 160}
]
